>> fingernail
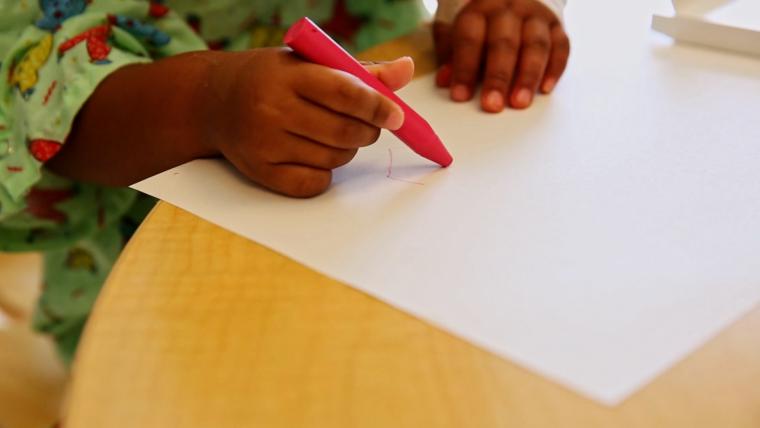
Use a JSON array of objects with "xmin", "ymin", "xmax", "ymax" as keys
[
  {"xmin": 484, "ymin": 91, "xmax": 504, "ymax": 112},
  {"xmin": 513, "ymin": 88, "xmax": 533, "ymax": 108},
  {"xmin": 451, "ymin": 84, "xmax": 470, "ymax": 102},
  {"xmin": 542, "ymin": 78, "xmax": 556, "ymax": 94},
  {"xmin": 385, "ymin": 107, "xmax": 405, "ymax": 130}
]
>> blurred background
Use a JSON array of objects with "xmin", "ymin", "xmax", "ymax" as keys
[{"xmin": 0, "ymin": 253, "xmax": 66, "ymax": 428}]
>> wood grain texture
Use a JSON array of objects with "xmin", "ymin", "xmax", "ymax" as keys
[{"xmin": 64, "ymin": 30, "xmax": 760, "ymax": 428}]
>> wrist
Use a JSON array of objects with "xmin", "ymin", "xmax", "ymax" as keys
[{"xmin": 167, "ymin": 50, "xmax": 227, "ymax": 161}]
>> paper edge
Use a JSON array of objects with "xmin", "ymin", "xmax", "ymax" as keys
[
  {"xmin": 652, "ymin": 13, "xmax": 760, "ymax": 57},
  {"xmin": 134, "ymin": 167, "xmax": 760, "ymax": 406}
]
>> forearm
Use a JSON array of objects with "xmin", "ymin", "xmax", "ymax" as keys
[{"xmin": 46, "ymin": 51, "xmax": 221, "ymax": 187}]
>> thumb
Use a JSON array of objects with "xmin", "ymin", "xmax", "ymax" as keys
[{"xmin": 363, "ymin": 56, "xmax": 415, "ymax": 91}]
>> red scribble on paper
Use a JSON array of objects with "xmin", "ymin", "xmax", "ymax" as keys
[{"xmin": 386, "ymin": 148, "xmax": 424, "ymax": 185}]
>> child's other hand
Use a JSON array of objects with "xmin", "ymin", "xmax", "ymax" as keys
[
  {"xmin": 204, "ymin": 49, "xmax": 414, "ymax": 197},
  {"xmin": 433, "ymin": 0, "xmax": 570, "ymax": 112}
]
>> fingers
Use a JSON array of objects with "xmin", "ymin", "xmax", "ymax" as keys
[
  {"xmin": 433, "ymin": 20, "xmax": 454, "ymax": 88},
  {"xmin": 480, "ymin": 11, "xmax": 522, "ymax": 113},
  {"xmin": 450, "ymin": 10, "xmax": 487, "ymax": 102},
  {"xmin": 286, "ymin": 100, "xmax": 381, "ymax": 150},
  {"xmin": 433, "ymin": 21, "xmax": 453, "ymax": 65},
  {"xmin": 435, "ymin": 0, "xmax": 571, "ymax": 111},
  {"xmin": 253, "ymin": 163, "xmax": 333, "ymax": 198},
  {"xmin": 363, "ymin": 56, "xmax": 415, "ymax": 91},
  {"xmin": 296, "ymin": 66, "xmax": 404, "ymax": 130},
  {"xmin": 436, "ymin": 63, "xmax": 453, "ymax": 88},
  {"xmin": 510, "ymin": 17, "xmax": 551, "ymax": 109},
  {"xmin": 274, "ymin": 133, "xmax": 358, "ymax": 170},
  {"xmin": 541, "ymin": 23, "xmax": 570, "ymax": 94}
]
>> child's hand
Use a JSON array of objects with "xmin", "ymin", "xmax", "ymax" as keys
[
  {"xmin": 203, "ymin": 49, "xmax": 414, "ymax": 197},
  {"xmin": 433, "ymin": 0, "xmax": 570, "ymax": 112},
  {"xmin": 46, "ymin": 50, "xmax": 413, "ymax": 194}
]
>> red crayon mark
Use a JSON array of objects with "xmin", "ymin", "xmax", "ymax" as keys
[
  {"xmin": 42, "ymin": 80, "xmax": 57, "ymax": 105},
  {"xmin": 386, "ymin": 148, "xmax": 424, "ymax": 186},
  {"xmin": 386, "ymin": 148, "xmax": 392, "ymax": 178}
]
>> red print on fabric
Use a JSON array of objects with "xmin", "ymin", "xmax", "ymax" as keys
[
  {"xmin": 322, "ymin": 0, "xmax": 364, "ymax": 42},
  {"xmin": 42, "ymin": 80, "xmax": 58, "ymax": 105},
  {"xmin": 149, "ymin": 2, "xmax": 170, "ymax": 18},
  {"xmin": 28, "ymin": 139, "xmax": 63, "ymax": 162},
  {"xmin": 25, "ymin": 187, "xmax": 75, "ymax": 223},
  {"xmin": 58, "ymin": 23, "xmax": 112, "ymax": 62}
]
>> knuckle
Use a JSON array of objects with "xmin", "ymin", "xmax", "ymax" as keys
[
  {"xmin": 453, "ymin": 71, "xmax": 476, "ymax": 84},
  {"xmin": 253, "ymin": 101, "xmax": 280, "ymax": 122},
  {"xmin": 369, "ymin": 96, "xmax": 388, "ymax": 126},
  {"xmin": 519, "ymin": 69, "xmax": 542, "ymax": 84},
  {"xmin": 457, "ymin": 32, "xmax": 482, "ymax": 48},
  {"xmin": 455, "ymin": 14, "xmax": 484, "ymax": 45},
  {"xmin": 551, "ymin": 25, "xmax": 570, "ymax": 48},
  {"xmin": 334, "ymin": 121, "xmax": 375, "ymax": 146},
  {"xmin": 369, "ymin": 128, "xmax": 381, "ymax": 144},
  {"xmin": 457, "ymin": 10, "xmax": 482, "ymax": 28},
  {"xmin": 489, "ymin": 36, "xmax": 520, "ymax": 53},
  {"xmin": 485, "ymin": 68, "xmax": 513, "ymax": 87},
  {"xmin": 555, "ymin": 37, "xmax": 571, "ymax": 54},
  {"xmin": 526, "ymin": 36, "xmax": 551, "ymax": 52},
  {"xmin": 336, "ymin": 78, "xmax": 363, "ymax": 104},
  {"xmin": 332, "ymin": 148, "xmax": 359, "ymax": 168},
  {"xmin": 356, "ymin": 125, "xmax": 380, "ymax": 146},
  {"xmin": 287, "ymin": 169, "xmax": 331, "ymax": 198}
]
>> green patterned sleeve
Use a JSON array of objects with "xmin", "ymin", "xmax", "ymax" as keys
[
  {"xmin": 0, "ymin": 1, "xmax": 206, "ymax": 251},
  {"xmin": 0, "ymin": 0, "xmax": 205, "ymax": 223}
]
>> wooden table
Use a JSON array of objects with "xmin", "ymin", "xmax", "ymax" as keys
[{"xmin": 64, "ymin": 30, "xmax": 760, "ymax": 428}]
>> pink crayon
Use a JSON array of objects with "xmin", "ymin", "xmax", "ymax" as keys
[{"xmin": 284, "ymin": 17, "xmax": 453, "ymax": 168}]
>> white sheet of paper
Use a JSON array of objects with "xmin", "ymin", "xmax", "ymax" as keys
[
  {"xmin": 680, "ymin": 0, "xmax": 760, "ymax": 30},
  {"xmin": 653, "ymin": 0, "xmax": 760, "ymax": 56},
  {"xmin": 134, "ymin": 0, "xmax": 760, "ymax": 405}
]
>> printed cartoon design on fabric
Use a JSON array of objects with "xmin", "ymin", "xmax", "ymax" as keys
[
  {"xmin": 185, "ymin": 13, "xmax": 201, "ymax": 34},
  {"xmin": 149, "ymin": 1, "xmax": 170, "ymax": 18},
  {"xmin": 0, "ymin": 125, "xmax": 9, "ymax": 164},
  {"xmin": 24, "ymin": 186, "xmax": 74, "ymax": 224},
  {"xmin": 183, "ymin": 13, "xmax": 229, "ymax": 49},
  {"xmin": 66, "ymin": 247, "xmax": 97, "ymax": 273},
  {"xmin": 58, "ymin": 23, "xmax": 112, "ymax": 63},
  {"xmin": 322, "ymin": 0, "xmax": 365, "ymax": 42},
  {"xmin": 37, "ymin": 0, "xmax": 90, "ymax": 31},
  {"xmin": 35, "ymin": 285, "xmax": 65, "ymax": 329},
  {"xmin": 107, "ymin": 15, "xmax": 171, "ymax": 47},
  {"xmin": 28, "ymin": 138, "xmax": 63, "ymax": 162},
  {"xmin": 249, "ymin": 25, "xmax": 285, "ymax": 48},
  {"xmin": 8, "ymin": 34, "xmax": 54, "ymax": 98}
]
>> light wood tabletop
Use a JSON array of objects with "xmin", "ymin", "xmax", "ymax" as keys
[{"xmin": 64, "ymin": 29, "xmax": 760, "ymax": 428}]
